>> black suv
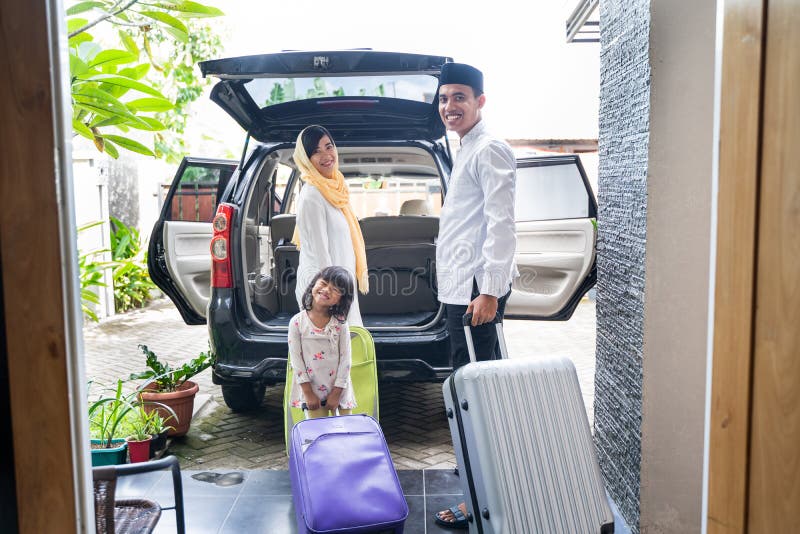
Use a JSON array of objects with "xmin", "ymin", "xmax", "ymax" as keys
[{"xmin": 149, "ymin": 50, "xmax": 597, "ymax": 412}]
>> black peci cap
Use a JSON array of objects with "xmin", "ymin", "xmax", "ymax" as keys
[{"xmin": 438, "ymin": 62, "xmax": 484, "ymax": 94}]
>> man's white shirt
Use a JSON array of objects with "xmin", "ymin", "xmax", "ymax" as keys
[{"xmin": 436, "ymin": 120, "xmax": 517, "ymax": 305}]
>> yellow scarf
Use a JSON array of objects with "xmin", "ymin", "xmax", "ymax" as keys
[{"xmin": 291, "ymin": 131, "xmax": 369, "ymax": 294}]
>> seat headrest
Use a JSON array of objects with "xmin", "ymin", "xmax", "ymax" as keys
[
  {"xmin": 399, "ymin": 199, "xmax": 432, "ymax": 216},
  {"xmin": 359, "ymin": 216, "xmax": 438, "ymax": 246},
  {"xmin": 270, "ymin": 214, "xmax": 296, "ymax": 244}
]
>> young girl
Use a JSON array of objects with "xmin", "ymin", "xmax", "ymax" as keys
[{"xmin": 288, "ymin": 266, "xmax": 357, "ymax": 418}]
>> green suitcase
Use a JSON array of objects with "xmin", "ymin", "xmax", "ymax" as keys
[{"xmin": 283, "ymin": 325, "xmax": 379, "ymax": 454}]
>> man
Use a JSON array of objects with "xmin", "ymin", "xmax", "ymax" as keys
[{"xmin": 433, "ymin": 62, "xmax": 517, "ymax": 529}]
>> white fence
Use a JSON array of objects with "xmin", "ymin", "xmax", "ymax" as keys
[{"xmin": 72, "ymin": 150, "xmax": 175, "ymax": 322}]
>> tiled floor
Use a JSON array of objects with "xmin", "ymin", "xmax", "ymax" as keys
[
  {"xmin": 116, "ymin": 466, "xmax": 630, "ymax": 534},
  {"xmin": 117, "ymin": 468, "xmax": 462, "ymax": 533}
]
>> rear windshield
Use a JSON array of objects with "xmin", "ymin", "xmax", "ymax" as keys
[{"xmin": 245, "ymin": 75, "xmax": 439, "ymax": 107}]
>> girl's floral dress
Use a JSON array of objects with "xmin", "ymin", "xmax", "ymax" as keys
[{"xmin": 288, "ymin": 311, "xmax": 357, "ymax": 409}]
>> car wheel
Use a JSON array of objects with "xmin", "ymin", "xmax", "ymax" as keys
[{"xmin": 221, "ymin": 384, "xmax": 266, "ymax": 412}]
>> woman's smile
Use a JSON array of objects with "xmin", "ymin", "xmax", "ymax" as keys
[{"xmin": 310, "ymin": 135, "xmax": 338, "ymax": 178}]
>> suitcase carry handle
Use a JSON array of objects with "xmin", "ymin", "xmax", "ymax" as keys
[
  {"xmin": 301, "ymin": 401, "xmax": 340, "ymax": 419},
  {"xmin": 462, "ymin": 312, "xmax": 509, "ymax": 363},
  {"xmin": 461, "ymin": 312, "xmax": 502, "ymax": 326}
]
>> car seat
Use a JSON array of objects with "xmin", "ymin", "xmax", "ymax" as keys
[{"xmin": 399, "ymin": 199, "xmax": 432, "ymax": 216}]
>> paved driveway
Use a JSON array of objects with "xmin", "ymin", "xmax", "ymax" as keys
[{"xmin": 83, "ymin": 298, "xmax": 596, "ymax": 470}]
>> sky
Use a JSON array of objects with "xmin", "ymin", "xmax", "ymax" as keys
[{"xmin": 185, "ymin": 0, "xmax": 600, "ymax": 157}]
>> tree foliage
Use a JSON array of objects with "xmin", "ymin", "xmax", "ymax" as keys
[
  {"xmin": 263, "ymin": 78, "xmax": 386, "ymax": 107},
  {"xmin": 109, "ymin": 216, "xmax": 157, "ymax": 312},
  {"xmin": 148, "ymin": 22, "xmax": 222, "ymax": 162},
  {"xmin": 67, "ymin": 0, "xmax": 223, "ymax": 159}
]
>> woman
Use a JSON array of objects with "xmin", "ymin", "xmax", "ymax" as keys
[{"xmin": 292, "ymin": 125, "xmax": 368, "ymax": 326}]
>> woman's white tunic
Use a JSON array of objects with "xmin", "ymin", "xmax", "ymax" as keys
[{"xmin": 294, "ymin": 184, "xmax": 362, "ymax": 326}]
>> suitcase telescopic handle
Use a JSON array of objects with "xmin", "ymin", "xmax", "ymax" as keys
[
  {"xmin": 461, "ymin": 312, "xmax": 502, "ymax": 326},
  {"xmin": 461, "ymin": 313, "xmax": 509, "ymax": 363}
]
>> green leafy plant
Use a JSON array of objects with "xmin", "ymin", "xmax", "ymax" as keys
[
  {"xmin": 78, "ymin": 217, "xmax": 158, "ymax": 319},
  {"xmin": 88, "ymin": 379, "xmax": 136, "ymax": 448},
  {"xmin": 77, "ymin": 220, "xmax": 111, "ymax": 322},
  {"xmin": 79, "ymin": 251, "xmax": 106, "ymax": 322},
  {"xmin": 264, "ymin": 77, "xmax": 383, "ymax": 107},
  {"xmin": 109, "ymin": 216, "xmax": 157, "ymax": 312},
  {"xmin": 88, "ymin": 379, "xmax": 179, "ymax": 446},
  {"xmin": 143, "ymin": 407, "xmax": 175, "ymax": 437},
  {"xmin": 132, "ymin": 344, "xmax": 213, "ymax": 392},
  {"xmin": 126, "ymin": 400, "xmax": 178, "ymax": 441},
  {"xmin": 126, "ymin": 403, "xmax": 155, "ymax": 442},
  {"xmin": 66, "ymin": 0, "xmax": 224, "ymax": 158},
  {"xmin": 147, "ymin": 21, "xmax": 223, "ymax": 162}
]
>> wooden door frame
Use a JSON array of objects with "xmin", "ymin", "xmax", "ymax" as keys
[
  {"xmin": 707, "ymin": 0, "xmax": 799, "ymax": 532},
  {"xmin": 706, "ymin": 1, "xmax": 764, "ymax": 531},
  {"xmin": 0, "ymin": 0, "xmax": 93, "ymax": 531}
]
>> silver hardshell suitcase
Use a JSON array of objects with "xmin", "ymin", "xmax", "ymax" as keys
[{"xmin": 442, "ymin": 314, "xmax": 614, "ymax": 534}]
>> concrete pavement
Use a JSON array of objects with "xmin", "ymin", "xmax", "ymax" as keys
[{"xmin": 82, "ymin": 298, "xmax": 596, "ymax": 470}]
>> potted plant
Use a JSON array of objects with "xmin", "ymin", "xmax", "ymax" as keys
[
  {"xmin": 143, "ymin": 405, "xmax": 175, "ymax": 459},
  {"xmin": 125, "ymin": 404, "xmax": 154, "ymax": 463},
  {"xmin": 88, "ymin": 379, "xmax": 134, "ymax": 466},
  {"xmin": 130, "ymin": 344, "xmax": 213, "ymax": 437}
]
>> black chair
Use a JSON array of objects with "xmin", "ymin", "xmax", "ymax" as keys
[{"xmin": 93, "ymin": 454, "xmax": 186, "ymax": 534}]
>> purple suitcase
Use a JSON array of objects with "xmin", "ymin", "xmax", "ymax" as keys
[{"xmin": 289, "ymin": 413, "xmax": 408, "ymax": 534}]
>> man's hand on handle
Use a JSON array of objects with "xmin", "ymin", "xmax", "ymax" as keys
[{"xmin": 466, "ymin": 294, "xmax": 499, "ymax": 326}]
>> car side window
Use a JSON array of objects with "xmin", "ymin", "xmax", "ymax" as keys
[
  {"xmin": 165, "ymin": 163, "xmax": 236, "ymax": 222},
  {"xmin": 514, "ymin": 160, "xmax": 590, "ymax": 222},
  {"xmin": 272, "ymin": 163, "xmax": 292, "ymax": 213}
]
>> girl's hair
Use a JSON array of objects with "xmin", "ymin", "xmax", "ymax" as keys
[
  {"xmin": 300, "ymin": 125, "xmax": 335, "ymax": 159},
  {"xmin": 301, "ymin": 266, "xmax": 354, "ymax": 320}
]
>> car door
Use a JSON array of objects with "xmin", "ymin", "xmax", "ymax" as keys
[
  {"xmin": 148, "ymin": 157, "xmax": 237, "ymax": 325},
  {"xmin": 505, "ymin": 154, "xmax": 597, "ymax": 320}
]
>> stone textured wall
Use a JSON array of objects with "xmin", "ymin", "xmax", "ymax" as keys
[{"xmin": 595, "ymin": 0, "xmax": 650, "ymax": 531}]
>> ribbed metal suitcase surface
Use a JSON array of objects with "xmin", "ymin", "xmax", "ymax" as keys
[
  {"xmin": 289, "ymin": 413, "xmax": 408, "ymax": 534},
  {"xmin": 444, "ymin": 357, "xmax": 614, "ymax": 534}
]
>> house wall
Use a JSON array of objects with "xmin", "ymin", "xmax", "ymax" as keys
[
  {"xmin": 70, "ymin": 150, "xmax": 176, "ymax": 321},
  {"xmin": 640, "ymin": 0, "xmax": 715, "ymax": 531},
  {"xmin": 106, "ymin": 156, "xmax": 140, "ymax": 228},
  {"xmin": 73, "ymin": 152, "xmax": 114, "ymax": 320},
  {"xmin": 595, "ymin": 0, "xmax": 715, "ymax": 532},
  {"xmin": 595, "ymin": 0, "xmax": 650, "ymax": 528}
]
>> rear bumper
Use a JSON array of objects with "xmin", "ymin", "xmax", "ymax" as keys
[{"xmin": 213, "ymin": 357, "xmax": 451, "ymax": 386}]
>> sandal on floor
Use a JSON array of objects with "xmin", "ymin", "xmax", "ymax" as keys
[{"xmin": 434, "ymin": 505, "xmax": 469, "ymax": 530}]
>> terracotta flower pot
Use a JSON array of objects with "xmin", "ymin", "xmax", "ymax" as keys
[{"xmin": 140, "ymin": 380, "xmax": 199, "ymax": 437}]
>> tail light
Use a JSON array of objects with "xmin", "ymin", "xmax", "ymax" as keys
[{"xmin": 211, "ymin": 203, "xmax": 235, "ymax": 288}]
